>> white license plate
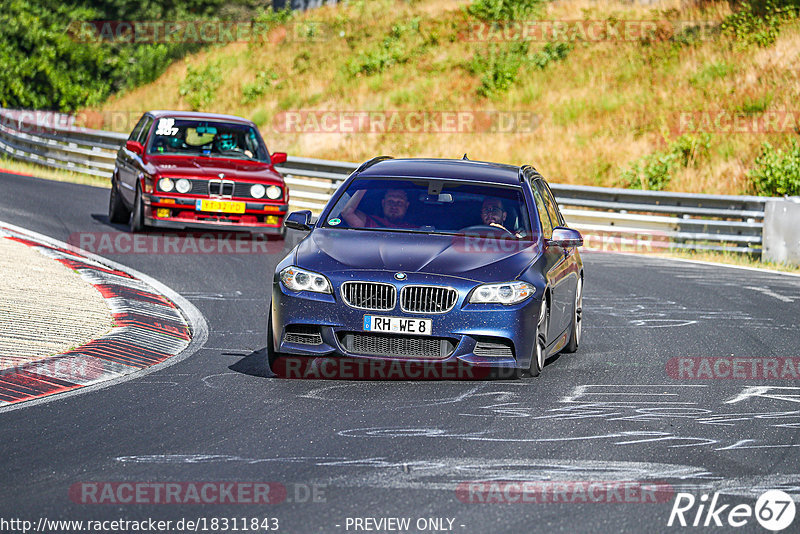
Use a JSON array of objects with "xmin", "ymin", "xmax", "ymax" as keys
[{"xmin": 363, "ymin": 315, "xmax": 432, "ymax": 336}]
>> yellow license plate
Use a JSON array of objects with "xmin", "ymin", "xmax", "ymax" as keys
[{"xmin": 195, "ymin": 199, "xmax": 246, "ymax": 214}]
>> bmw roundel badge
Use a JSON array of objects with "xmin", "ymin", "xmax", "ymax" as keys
[{"xmin": 394, "ymin": 272, "xmax": 407, "ymax": 281}]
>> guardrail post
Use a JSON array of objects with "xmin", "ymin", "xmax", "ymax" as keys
[{"xmin": 762, "ymin": 197, "xmax": 800, "ymax": 266}]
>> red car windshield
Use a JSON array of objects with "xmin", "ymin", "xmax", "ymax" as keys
[{"xmin": 147, "ymin": 118, "xmax": 269, "ymax": 161}]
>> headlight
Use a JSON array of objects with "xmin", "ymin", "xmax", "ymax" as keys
[
  {"xmin": 280, "ymin": 266, "xmax": 331, "ymax": 294},
  {"xmin": 158, "ymin": 178, "xmax": 174, "ymax": 192},
  {"xmin": 175, "ymin": 178, "xmax": 191, "ymax": 193},
  {"xmin": 266, "ymin": 185, "xmax": 282, "ymax": 199},
  {"xmin": 469, "ymin": 281, "xmax": 535, "ymax": 305},
  {"xmin": 250, "ymin": 184, "xmax": 266, "ymax": 198}
]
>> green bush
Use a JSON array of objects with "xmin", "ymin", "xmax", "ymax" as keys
[
  {"xmin": 0, "ymin": 0, "xmax": 281, "ymax": 111},
  {"xmin": 748, "ymin": 140, "xmax": 800, "ymax": 196},
  {"xmin": 179, "ymin": 62, "xmax": 223, "ymax": 111},
  {"xmin": 530, "ymin": 42, "xmax": 572, "ymax": 70},
  {"xmin": 241, "ymin": 69, "xmax": 279, "ymax": 105},
  {"xmin": 720, "ymin": 1, "xmax": 797, "ymax": 47},
  {"xmin": 347, "ymin": 19, "xmax": 421, "ymax": 76},
  {"xmin": 622, "ymin": 134, "xmax": 710, "ymax": 191},
  {"xmin": 470, "ymin": 41, "xmax": 570, "ymax": 97},
  {"xmin": 466, "ymin": 0, "xmax": 544, "ymax": 22},
  {"xmin": 470, "ymin": 43, "xmax": 528, "ymax": 97}
]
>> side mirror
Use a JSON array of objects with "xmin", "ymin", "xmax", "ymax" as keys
[
  {"xmin": 285, "ymin": 210, "xmax": 312, "ymax": 232},
  {"xmin": 271, "ymin": 152, "xmax": 287, "ymax": 165},
  {"xmin": 126, "ymin": 140, "xmax": 143, "ymax": 156},
  {"xmin": 547, "ymin": 227, "xmax": 583, "ymax": 248}
]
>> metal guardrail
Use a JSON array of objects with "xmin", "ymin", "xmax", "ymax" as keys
[{"xmin": 0, "ymin": 108, "xmax": 771, "ymax": 254}]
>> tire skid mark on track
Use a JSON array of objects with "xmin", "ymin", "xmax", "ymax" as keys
[
  {"xmin": 109, "ymin": 454, "xmax": 800, "ymax": 501},
  {"xmin": 0, "ymin": 223, "xmax": 198, "ymax": 409}
]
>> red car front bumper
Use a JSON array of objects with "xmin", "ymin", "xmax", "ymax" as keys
[{"xmin": 143, "ymin": 194, "xmax": 288, "ymax": 234}]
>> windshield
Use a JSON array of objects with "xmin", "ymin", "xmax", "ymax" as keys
[
  {"xmin": 146, "ymin": 117, "xmax": 269, "ymax": 161},
  {"xmin": 323, "ymin": 178, "xmax": 534, "ymax": 239}
]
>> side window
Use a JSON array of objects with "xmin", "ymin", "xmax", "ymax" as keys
[
  {"xmin": 535, "ymin": 181, "xmax": 561, "ymax": 229},
  {"xmin": 128, "ymin": 115, "xmax": 147, "ymax": 141},
  {"xmin": 542, "ymin": 181, "xmax": 565, "ymax": 226},
  {"xmin": 137, "ymin": 117, "xmax": 153, "ymax": 145},
  {"xmin": 531, "ymin": 187, "xmax": 553, "ymax": 239}
]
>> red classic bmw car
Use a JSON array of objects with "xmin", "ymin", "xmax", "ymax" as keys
[{"xmin": 109, "ymin": 110, "xmax": 289, "ymax": 235}]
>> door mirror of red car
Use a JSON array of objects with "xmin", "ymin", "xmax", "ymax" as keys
[
  {"xmin": 126, "ymin": 140, "xmax": 143, "ymax": 156},
  {"xmin": 285, "ymin": 210, "xmax": 313, "ymax": 232},
  {"xmin": 547, "ymin": 227, "xmax": 583, "ymax": 248},
  {"xmin": 270, "ymin": 152, "xmax": 287, "ymax": 165}
]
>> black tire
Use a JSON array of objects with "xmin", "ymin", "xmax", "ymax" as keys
[
  {"xmin": 129, "ymin": 183, "xmax": 144, "ymax": 233},
  {"xmin": 108, "ymin": 179, "xmax": 130, "ymax": 224},
  {"xmin": 529, "ymin": 299, "xmax": 548, "ymax": 377},
  {"xmin": 267, "ymin": 310, "xmax": 285, "ymax": 375},
  {"xmin": 563, "ymin": 277, "xmax": 583, "ymax": 354}
]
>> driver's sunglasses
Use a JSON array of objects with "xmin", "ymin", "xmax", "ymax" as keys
[{"xmin": 481, "ymin": 207, "xmax": 503, "ymax": 214}]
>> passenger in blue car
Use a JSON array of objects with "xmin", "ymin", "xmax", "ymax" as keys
[{"xmin": 341, "ymin": 189, "xmax": 418, "ymax": 229}]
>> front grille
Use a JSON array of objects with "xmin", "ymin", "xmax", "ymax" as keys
[
  {"xmin": 284, "ymin": 325, "xmax": 322, "ymax": 345},
  {"xmin": 339, "ymin": 332, "xmax": 455, "ymax": 359},
  {"xmin": 208, "ymin": 179, "xmax": 235, "ymax": 197},
  {"xmin": 188, "ymin": 179, "xmax": 258, "ymax": 199},
  {"xmin": 341, "ymin": 282, "xmax": 396, "ymax": 311},
  {"xmin": 400, "ymin": 285, "xmax": 458, "ymax": 314},
  {"xmin": 474, "ymin": 341, "xmax": 514, "ymax": 358}
]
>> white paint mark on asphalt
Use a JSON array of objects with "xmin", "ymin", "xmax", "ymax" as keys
[
  {"xmin": 628, "ymin": 319, "xmax": 698, "ymax": 327},
  {"xmin": 725, "ymin": 386, "xmax": 800, "ymax": 404},
  {"xmin": 745, "ymin": 286, "xmax": 794, "ymax": 303},
  {"xmin": 560, "ymin": 384, "xmax": 706, "ymax": 405}
]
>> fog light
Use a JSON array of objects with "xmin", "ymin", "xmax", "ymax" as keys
[{"xmin": 156, "ymin": 208, "xmax": 171, "ymax": 218}]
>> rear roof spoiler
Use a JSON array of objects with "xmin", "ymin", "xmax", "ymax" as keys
[{"xmin": 354, "ymin": 155, "xmax": 393, "ymax": 174}]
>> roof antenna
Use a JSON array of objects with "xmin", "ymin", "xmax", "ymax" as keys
[{"xmin": 462, "ymin": 153, "xmax": 469, "ymax": 160}]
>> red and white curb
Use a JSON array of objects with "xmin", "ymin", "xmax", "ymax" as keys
[{"xmin": 0, "ymin": 221, "xmax": 207, "ymax": 411}]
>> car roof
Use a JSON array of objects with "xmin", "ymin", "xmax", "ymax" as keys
[
  {"xmin": 356, "ymin": 158, "xmax": 524, "ymax": 186},
  {"xmin": 146, "ymin": 110, "xmax": 255, "ymax": 125}
]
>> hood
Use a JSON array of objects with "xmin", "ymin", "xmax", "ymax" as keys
[
  {"xmin": 146, "ymin": 155, "xmax": 281, "ymax": 182},
  {"xmin": 295, "ymin": 228, "xmax": 541, "ymax": 282}
]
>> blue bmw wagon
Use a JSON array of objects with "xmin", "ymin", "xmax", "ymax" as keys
[{"xmin": 269, "ymin": 157, "xmax": 584, "ymax": 378}]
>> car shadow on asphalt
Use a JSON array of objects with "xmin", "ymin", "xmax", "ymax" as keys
[{"xmin": 228, "ymin": 348, "xmax": 273, "ymax": 378}]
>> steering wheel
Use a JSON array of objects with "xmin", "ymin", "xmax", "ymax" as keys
[{"xmin": 458, "ymin": 224, "xmax": 514, "ymax": 236}]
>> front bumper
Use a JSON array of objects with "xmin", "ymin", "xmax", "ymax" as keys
[
  {"xmin": 271, "ymin": 272, "xmax": 542, "ymax": 370},
  {"xmin": 143, "ymin": 193, "xmax": 288, "ymax": 233}
]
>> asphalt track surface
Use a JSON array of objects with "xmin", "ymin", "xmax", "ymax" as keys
[{"xmin": 1, "ymin": 171, "xmax": 799, "ymax": 533}]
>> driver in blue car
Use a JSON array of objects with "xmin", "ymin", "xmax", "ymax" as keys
[
  {"xmin": 481, "ymin": 198, "xmax": 509, "ymax": 230},
  {"xmin": 480, "ymin": 198, "xmax": 525, "ymax": 237},
  {"xmin": 341, "ymin": 189, "xmax": 418, "ymax": 229}
]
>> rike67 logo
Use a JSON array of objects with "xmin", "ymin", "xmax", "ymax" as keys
[{"xmin": 668, "ymin": 490, "xmax": 796, "ymax": 531}]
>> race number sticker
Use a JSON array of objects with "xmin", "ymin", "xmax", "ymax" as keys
[{"xmin": 156, "ymin": 118, "xmax": 179, "ymax": 136}]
